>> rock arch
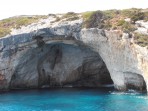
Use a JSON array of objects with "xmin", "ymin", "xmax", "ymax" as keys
[
  {"xmin": 0, "ymin": 25, "xmax": 147, "ymax": 92},
  {"xmin": 9, "ymin": 42, "xmax": 113, "ymax": 89}
]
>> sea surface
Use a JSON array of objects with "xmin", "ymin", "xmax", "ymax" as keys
[{"xmin": 0, "ymin": 88, "xmax": 148, "ymax": 111}]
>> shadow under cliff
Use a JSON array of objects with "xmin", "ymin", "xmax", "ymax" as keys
[{"xmin": 9, "ymin": 41, "xmax": 113, "ymax": 89}]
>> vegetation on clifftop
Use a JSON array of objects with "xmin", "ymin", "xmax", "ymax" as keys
[
  {"xmin": 52, "ymin": 12, "xmax": 79, "ymax": 23},
  {"xmin": 82, "ymin": 11, "xmax": 106, "ymax": 28},
  {"xmin": 134, "ymin": 32, "xmax": 148, "ymax": 47},
  {"xmin": 0, "ymin": 15, "xmax": 48, "ymax": 37},
  {"xmin": 82, "ymin": 8, "xmax": 148, "ymax": 29},
  {"xmin": 0, "ymin": 8, "xmax": 147, "ymax": 47},
  {"xmin": 82, "ymin": 8, "xmax": 148, "ymax": 47}
]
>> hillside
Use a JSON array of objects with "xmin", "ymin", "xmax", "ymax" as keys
[{"xmin": 0, "ymin": 8, "xmax": 148, "ymax": 47}]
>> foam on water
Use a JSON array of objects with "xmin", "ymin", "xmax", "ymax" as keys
[{"xmin": 110, "ymin": 89, "xmax": 142, "ymax": 95}]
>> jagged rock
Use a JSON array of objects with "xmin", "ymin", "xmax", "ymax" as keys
[
  {"xmin": 0, "ymin": 16, "xmax": 147, "ymax": 92},
  {"xmin": 80, "ymin": 28, "xmax": 148, "ymax": 91},
  {"xmin": 9, "ymin": 43, "xmax": 112, "ymax": 89}
]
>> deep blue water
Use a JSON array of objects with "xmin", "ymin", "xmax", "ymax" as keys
[{"xmin": 0, "ymin": 88, "xmax": 148, "ymax": 111}]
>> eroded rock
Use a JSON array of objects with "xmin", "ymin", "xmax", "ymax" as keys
[
  {"xmin": 9, "ymin": 42, "xmax": 112, "ymax": 89},
  {"xmin": 0, "ymin": 18, "xmax": 147, "ymax": 92}
]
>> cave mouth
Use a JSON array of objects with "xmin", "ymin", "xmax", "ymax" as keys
[
  {"xmin": 9, "ymin": 41, "xmax": 114, "ymax": 90},
  {"xmin": 37, "ymin": 42, "xmax": 114, "ymax": 89},
  {"xmin": 9, "ymin": 38, "xmax": 147, "ymax": 92},
  {"xmin": 124, "ymin": 73, "xmax": 147, "ymax": 92},
  {"xmin": 36, "ymin": 41, "xmax": 147, "ymax": 92}
]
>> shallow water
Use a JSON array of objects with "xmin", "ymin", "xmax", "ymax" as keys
[{"xmin": 0, "ymin": 88, "xmax": 148, "ymax": 111}]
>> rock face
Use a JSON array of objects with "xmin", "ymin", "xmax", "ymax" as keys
[
  {"xmin": 11, "ymin": 43, "xmax": 112, "ymax": 88},
  {"xmin": 0, "ymin": 38, "xmax": 112, "ymax": 89},
  {"xmin": 0, "ymin": 17, "xmax": 147, "ymax": 92},
  {"xmin": 80, "ymin": 29, "xmax": 147, "ymax": 91}
]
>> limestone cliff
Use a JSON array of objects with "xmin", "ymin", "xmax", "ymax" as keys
[
  {"xmin": 81, "ymin": 29, "xmax": 147, "ymax": 91},
  {"xmin": 0, "ymin": 14, "xmax": 147, "ymax": 92}
]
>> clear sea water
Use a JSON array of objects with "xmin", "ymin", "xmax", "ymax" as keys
[{"xmin": 0, "ymin": 88, "xmax": 148, "ymax": 111}]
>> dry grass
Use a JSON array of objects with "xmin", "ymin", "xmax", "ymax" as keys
[{"xmin": 0, "ymin": 15, "xmax": 48, "ymax": 37}]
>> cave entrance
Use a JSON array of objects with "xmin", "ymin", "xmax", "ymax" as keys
[
  {"xmin": 124, "ymin": 73, "xmax": 147, "ymax": 92},
  {"xmin": 63, "ymin": 55, "xmax": 114, "ymax": 88},
  {"xmin": 9, "ymin": 40, "xmax": 114, "ymax": 90},
  {"xmin": 38, "ymin": 42, "xmax": 114, "ymax": 88}
]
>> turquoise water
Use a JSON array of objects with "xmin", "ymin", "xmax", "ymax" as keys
[{"xmin": 0, "ymin": 88, "xmax": 148, "ymax": 111}]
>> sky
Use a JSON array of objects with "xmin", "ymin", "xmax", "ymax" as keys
[{"xmin": 0, "ymin": 0, "xmax": 147, "ymax": 20}]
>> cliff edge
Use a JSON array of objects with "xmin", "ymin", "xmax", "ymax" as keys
[{"xmin": 0, "ymin": 9, "xmax": 148, "ymax": 92}]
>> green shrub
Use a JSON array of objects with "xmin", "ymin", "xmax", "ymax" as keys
[
  {"xmin": 103, "ymin": 9, "xmax": 120, "ymax": 19},
  {"xmin": 131, "ymin": 11, "xmax": 145, "ymax": 23},
  {"xmin": 116, "ymin": 19, "xmax": 136, "ymax": 32},
  {"xmin": 65, "ymin": 16, "xmax": 79, "ymax": 21},
  {"xmin": 82, "ymin": 11, "xmax": 94, "ymax": 20},
  {"xmin": 53, "ymin": 12, "xmax": 79, "ymax": 22},
  {"xmin": 120, "ymin": 8, "xmax": 145, "ymax": 23},
  {"xmin": 0, "ymin": 28, "xmax": 11, "ymax": 37},
  {"xmin": 82, "ymin": 10, "xmax": 105, "ymax": 28},
  {"xmin": 0, "ymin": 15, "xmax": 48, "ymax": 37},
  {"xmin": 122, "ymin": 22, "xmax": 137, "ymax": 33},
  {"xmin": 117, "ymin": 19, "xmax": 126, "ymax": 26},
  {"xmin": 134, "ymin": 32, "xmax": 148, "ymax": 47},
  {"xmin": 121, "ymin": 8, "xmax": 141, "ymax": 17},
  {"xmin": 61, "ymin": 12, "xmax": 78, "ymax": 19},
  {"xmin": 102, "ymin": 20, "xmax": 112, "ymax": 30},
  {"xmin": 15, "ymin": 17, "xmax": 36, "ymax": 28},
  {"xmin": 143, "ymin": 12, "xmax": 148, "ymax": 21}
]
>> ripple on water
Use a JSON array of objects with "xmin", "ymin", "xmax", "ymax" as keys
[{"xmin": 0, "ymin": 88, "xmax": 147, "ymax": 111}]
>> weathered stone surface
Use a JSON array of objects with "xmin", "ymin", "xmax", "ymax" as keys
[
  {"xmin": 80, "ymin": 29, "xmax": 147, "ymax": 91},
  {"xmin": 9, "ymin": 42, "xmax": 111, "ymax": 89},
  {"xmin": 0, "ymin": 17, "xmax": 147, "ymax": 92}
]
